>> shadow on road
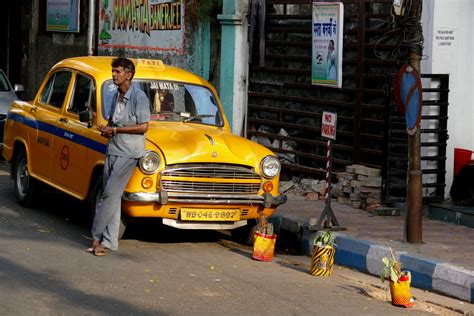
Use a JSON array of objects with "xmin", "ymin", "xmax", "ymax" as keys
[{"xmin": 0, "ymin": 255, "xmax": 165, "ymax": 315}]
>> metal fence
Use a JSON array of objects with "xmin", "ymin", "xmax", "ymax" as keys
[{"xmin": 246, "ymin": 0, "xmax": 449, "ymax": 202}]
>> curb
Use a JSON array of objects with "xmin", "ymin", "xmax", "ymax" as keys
[{"xmin": 275, "ymin": 215, "xmax": 474, "ymax": 303}]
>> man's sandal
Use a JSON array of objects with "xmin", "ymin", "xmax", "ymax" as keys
[
  {"xmin": 93, "ymin": 245, "xmax": 107, "ymax": 257},
  {"xmin": 85, "ymin": 240, "xmax": 102, "ymax": 254}
]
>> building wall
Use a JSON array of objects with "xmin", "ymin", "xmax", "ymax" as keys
[
  {"xmin": 422, "ymin": 0, "xmax": 474, "ymax": 195},
  {"xmin": 23, "ymin": 1, "xmax": 222, "ymax": 102},
  {"xmin": 24, "ymin": 0, "xmax": 89, "ymax": 100}
]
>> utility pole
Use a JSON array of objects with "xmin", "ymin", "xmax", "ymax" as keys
[{"xmin": 406, "ymin": 0, "xmax": 423, "ymax": 243}]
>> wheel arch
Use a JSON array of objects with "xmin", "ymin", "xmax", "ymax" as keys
[{"xmin": 10, "ymin": 140, "xmax": 29, "ymax": 180}]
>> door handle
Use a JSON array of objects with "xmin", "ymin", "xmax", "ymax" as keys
[
  {"xmin": 59, "ymin": 117, "xmax": 69, "ymax": 123},
  {"xmin": 30, "ymin": 106, "xmax": 37, "ymax": 113}
]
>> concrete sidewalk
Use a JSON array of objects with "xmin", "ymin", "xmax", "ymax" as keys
[{"xmin": 273, "ymin": 195, "xmax": 474, "ymax": 303}]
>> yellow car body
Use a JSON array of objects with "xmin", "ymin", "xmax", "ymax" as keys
[{"xmin": 3, "ymin": 56, "xmax": 286, "ymax": 234}]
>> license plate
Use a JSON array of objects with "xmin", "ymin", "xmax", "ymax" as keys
[{"xmin": 180, "ymin": 208, "xmax": 240, "ymax": 221}]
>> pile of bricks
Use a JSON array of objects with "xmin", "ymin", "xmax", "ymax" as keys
[{"xmin": 332, "ymin": 164, "xmax": 383, "ymax": 210}]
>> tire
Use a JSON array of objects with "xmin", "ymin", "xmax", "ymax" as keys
[
  {"xmin": 13, "ymin": 149, "xmax": 38, "ymax": 207},
  {"xmin": 88, "ymin": 175, "xmax": 127, "ymax": 240},
  {"xmin": 231, "ymin": 219, "xmax": 257, "ymax": 245}
]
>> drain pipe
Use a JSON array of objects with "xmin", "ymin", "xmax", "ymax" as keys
[{"xmin": 87, "ymin": 0, "xmax": 96, "ymax": 56}]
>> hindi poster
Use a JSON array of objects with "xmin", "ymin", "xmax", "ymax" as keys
[{"xmin": 312, "ymin": 2, "xmax": 343, "ymax": 88}]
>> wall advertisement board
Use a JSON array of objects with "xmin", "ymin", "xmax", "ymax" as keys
[
  {"xmin": 311, "ymin": 2, "xmax": 343, "ymax": 88},
  {"xmin": 47, "ymin": 0, "xmax": 80, "ymax": 32},
  {"xmin": 98, "ymin": 0, "xmax": 185, "ymax": 55}
]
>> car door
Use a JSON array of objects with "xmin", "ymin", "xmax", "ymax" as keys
[
  {"xmin": 28, "ymin": 70, "xmax": 73, "ymax": 180},
  {"xmin": 51, "ymin": 72, "xmax": 97, "ymax": 197}
]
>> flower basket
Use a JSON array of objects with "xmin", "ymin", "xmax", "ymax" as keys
[
  {"xmin": 252, "ymin": 232, "xmax": 276, "ymax": 262},
  {"xmin": 381, "ymin": 249, "xmax": 414, "ymax": 308},
  {"xmin": 310, "ymin": 230, "xmax": 336, "ymax": 276},
  {"xmin": 389, "ymin": 273, "xmax": 415, "ymax": 307},
  {"xmin": 310, "ymin": 244, "xmax": 335, "ymax": 276}
]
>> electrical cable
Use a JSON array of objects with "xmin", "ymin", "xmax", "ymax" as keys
[{"xmin": 373, "ymin": 0, "xmax": 424, "ymax": 61}]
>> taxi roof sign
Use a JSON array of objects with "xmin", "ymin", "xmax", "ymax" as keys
[{"xmin": 135, "ymin": 59, "xmax": 165, "ymax": 69}]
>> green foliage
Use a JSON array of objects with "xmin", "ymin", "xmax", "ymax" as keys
[
  {"xmin": 380, "ymin": 248, "xmax": 409, "ymax": 283},
  {"xmin": 314, "ymin": 230, "xmax": 335, "ymax": 248},
  {"xmin": 381, "ymin": 256, "xmax": 400, "ymax": 283}
]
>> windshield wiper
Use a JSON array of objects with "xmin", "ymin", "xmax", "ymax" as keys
[{"xmin": 183, "ymin": 114, "xmax": 214, "ymax": 123}]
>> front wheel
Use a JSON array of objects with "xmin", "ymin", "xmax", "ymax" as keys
[
  {"xmin": 88, "ymin": 175, "xmax": 127, "ymax": 240},
  {"xmin": 14, "ymin": 149, "xmax": 38, "ymax": 207}
]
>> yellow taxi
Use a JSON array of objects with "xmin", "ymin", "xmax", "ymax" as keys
[{"xmin": 2, "ymin": 56, "xmax": 286, "ymax": 239}]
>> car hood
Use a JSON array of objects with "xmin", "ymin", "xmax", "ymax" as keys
[
  {"xmin": 146, "ymin": 122, "xmax": 274, "ymax": 167},
  {"xmin": 0, "ymin": 92, "xmax": 18, "ymax": 115}
]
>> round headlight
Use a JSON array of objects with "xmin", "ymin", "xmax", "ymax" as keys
[
  {"xmin": 139, "ymin": 151, "xmax": 161, "ymax": 174},
  {"xmin": 261, "ymin": 156, "xmax": 281, "ymax": 178}
]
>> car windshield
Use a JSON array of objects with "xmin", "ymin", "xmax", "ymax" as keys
[
  {"xmin": 101, "ymin": 80, "xmax": 223, "ymax": 127},
  {"xmin": 0, "ymin": 71, "xmax": 11, "ymax": 92}
]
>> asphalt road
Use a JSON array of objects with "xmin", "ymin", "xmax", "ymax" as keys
[{"xmin": 0, "ymin": 161, "xmax": 461, "ymax": 315}]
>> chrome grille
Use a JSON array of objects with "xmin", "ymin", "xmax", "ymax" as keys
[
  {"xmin": 163, "ymin": 165, "xmax": 260, "ymax": 179},
  {"xmin": 161, "ymin": 164, "xmax": 261, "ymax": 194}
]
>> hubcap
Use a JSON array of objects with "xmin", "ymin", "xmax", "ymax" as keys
[{"xmin": 17, "ymin": 159, "xmax": 29, "ymax": 198}]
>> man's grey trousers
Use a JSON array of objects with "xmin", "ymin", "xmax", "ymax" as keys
[{"xmin": 91, "ymin": 155, "xmax": 138, "ymax": 250}]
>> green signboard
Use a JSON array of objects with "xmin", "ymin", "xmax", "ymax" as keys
[{"xmin": 47, "ymin": 0, "xmax": 80, "ymax": 33}]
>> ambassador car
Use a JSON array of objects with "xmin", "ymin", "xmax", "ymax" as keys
[{"xmin": 2, "ymin": 56, "xmax": 286, "ymax": 239}]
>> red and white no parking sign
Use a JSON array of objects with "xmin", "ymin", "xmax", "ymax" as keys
[{"xmin": 321, "ymin": 111, "xmax": 337, "ymax": 140}]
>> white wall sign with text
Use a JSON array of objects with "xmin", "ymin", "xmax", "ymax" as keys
[
  {"xmin": 98, "ymin": 0, "xmax": 185, "ymax": 55},
  {"xmin": 321, "ymin": 111, "xmax": 337, "ymax": 140}
]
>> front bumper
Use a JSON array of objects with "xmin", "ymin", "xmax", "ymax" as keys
[{"xmin": 122, "ymin": 191, "xmax": 287, "ymax": 207}]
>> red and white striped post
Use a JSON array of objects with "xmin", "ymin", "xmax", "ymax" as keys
[
  {"xmin": 310, "ymin": 112, "xmax": 344, "ymax": 231},
  {"xmin": 324, "ymin": 139, "xmax": 332, "ymax": 205}
]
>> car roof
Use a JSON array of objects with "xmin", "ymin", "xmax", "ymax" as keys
[{"xmin": 52, "ymin": 56, "xmax": 211, "ymax": 88}]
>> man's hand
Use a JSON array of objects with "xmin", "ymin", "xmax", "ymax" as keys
[{"xmin": 97, "ymin": 124, "xmax": 114, "ymax": 138}]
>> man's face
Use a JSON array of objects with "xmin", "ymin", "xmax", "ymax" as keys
[
  {"xmin": 112, "ymin": 66, "xmax": 132, "ymax": 86},
  {"xmin": 328, "ymin": 41, "xmax": 334, "ymax": 52}
]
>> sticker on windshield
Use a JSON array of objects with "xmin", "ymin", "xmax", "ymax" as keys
[{"xmin": 150, "ymin": 81, "xmax": 179, "ymax": 91}]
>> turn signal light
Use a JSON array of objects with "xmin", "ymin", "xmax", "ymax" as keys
[
  {"xmin": 141, "ymin": 177, "xmax": 154, "ymax": 189},
  {"xmin": 263, "ymin": 181, "xmax": 273, "ymax": 192}
]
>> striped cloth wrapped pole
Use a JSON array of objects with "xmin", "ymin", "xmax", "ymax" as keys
[{"xmin": 325, "ymin": 139, "xmax": 331, "ymax": 203}]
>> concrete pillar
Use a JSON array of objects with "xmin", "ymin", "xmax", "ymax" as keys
[
  {"xmin": 192, "ymin": 19, "xmax": 211, "ymax": 80},
  {"xmin": 218, "ymin": 0, "xmax": 249, "ymax": 136}
]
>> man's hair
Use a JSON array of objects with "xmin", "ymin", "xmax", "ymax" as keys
[{"xmin": 111, "ymin": 57, "xmax": 135, "ymax": 79}]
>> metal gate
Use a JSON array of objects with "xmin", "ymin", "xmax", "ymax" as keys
[
  {"xmin": 246, "ymin": 0, "xmax": 449, "ymax": 202},
  {"xmin": 383, "ymin": 74, "xmax": 449, "ymax": 203}
]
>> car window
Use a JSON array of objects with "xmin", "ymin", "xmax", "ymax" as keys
[
  {"xmin": 40, "ymin": 71, "xmax": 72, "ymax": 108},
  {"xmin": 101, "ymin": 80, "xmax": 223, "ymax": 127},
  {"xmin": 0, "ymin": 71, "xmax": 11, "ymax": 92},
  {"xmin": 68, "ymin": 74, "xmax": 96, "ymax": 115}
]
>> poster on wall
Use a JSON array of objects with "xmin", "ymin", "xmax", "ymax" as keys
[
  {"xmin": 311, "ymin": 2, "xmax": 343, "ymax": 88},
  {"xmin": 98, "ymin": 0, "xmax": 185, "ymax": 55},
  {"xmin": 46, "ymin": 0, "xmax": 80, "ymax": 32}
]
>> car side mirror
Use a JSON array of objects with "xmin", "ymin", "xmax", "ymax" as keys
[
  {"xmin": 79, "ymin": 109, "xmax": 94, "ymax": 128},
  {"xmin": 14, "ymin": 84, "xmax": 25, "ymax": 93}
]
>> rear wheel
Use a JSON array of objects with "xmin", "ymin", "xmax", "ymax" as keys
[
  {"xmin": 14, "ymin": 149, "xmax": 38, "ymax": 207},
  {"xmin": 88, "ymin": 175, "xmax": 127, "ymax": 240}
]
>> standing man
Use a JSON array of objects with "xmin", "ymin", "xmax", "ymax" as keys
[{"xmin": 88, "ymin": 57, "xmax": 150, "ymax": 256}]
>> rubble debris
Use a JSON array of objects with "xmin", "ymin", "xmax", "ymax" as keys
[
  {"xmin": 279, "ymin": 180, "xmax": 295, "ymax": 193},
  {"xmin": 280, "ymin": 165, "xmax": 397, "ymax": 214}
]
